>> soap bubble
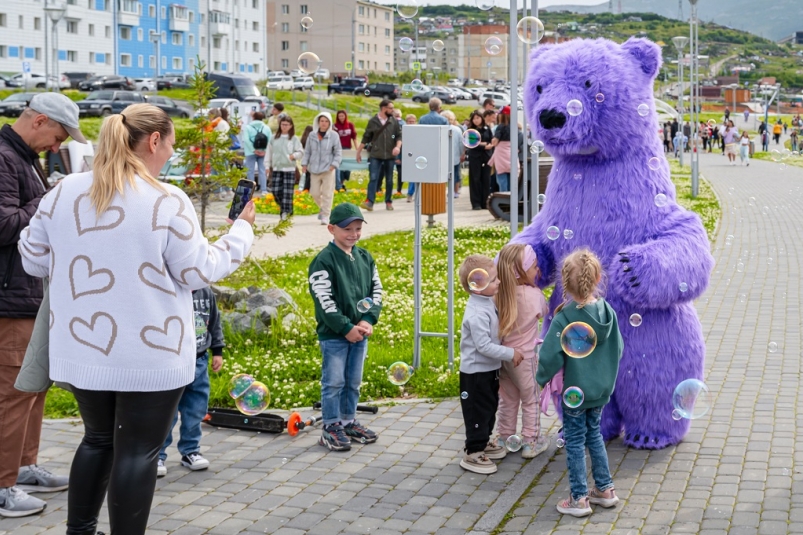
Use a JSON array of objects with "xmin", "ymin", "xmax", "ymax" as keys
[
  {"xmin": 563, "ymin": 229, "xmax": 574, "ymax": 240},
  {"xmin": 297, "ymin": 52, "xmax": 321, "ymax": 75},
  {"xmin": 506, "ymin": 435, "xmax": 523, "ymax": 452},
  {"xmin": 468, "ymin": 268, "xmax": 490, "ymax": 292},
  {"xmin": 770, "ymin": 149, "xmax": 781, "ymax": 162},
  {"xmin": 462, "ymin": 128, "xmax": 482, "ymax": 149},
  {"xmin": 748, "ymin": 196, "xmax": 756, "ymax": 206},
  {"xmin": 595, "ymin": 93, "xmax": 605, "ymax": 103},
  {"xmin": 654, "ymin": 193, "xmax": 668, "ymax": 207},
  {"xmin": 556, "ymin": 437, "xmax": 565, "ymax": 448},
  {"xmin": 235, "ymin": 381, "xmax": 270, "ymax": 416},
  {"xmin": 563, "ymin": 386, "xmax": 584, "ymax": 409},
  {"xmin": 516, "ymin": 16, "xmax": 544, "ymax": 44},
  {"xmin": 410, "ymin": 78, "xmax": 424, "ymax": 92},
  {"xmin": 530, "ymin": 140, "xmax": 545, "ymax": 154},
  {"xmin": 388, "ymin": 361, "xmax": 414, "ymax": 386},
  {"xmin": 572, "ymin": 172, "xmax": 582, "ymax": 180},
  {"xmin": 364, "ymin": 89, "xmax": 370, "ymax": 96},
  {"xmin": 768, "ymin": 342, "xmax": 778, "ymax": 353},
  {"xmin": 432, "ymin": 40, "xmax": 444, "ymax": 52},
  {"xmin": 566, "ymin": 99, "xmax": 583, "ymax": 117},
  {"xmin": 637, "ymin": 103, "xmax": 650, "ymax": 116},
  {"xmin": 648, "ymin": 157, "xmax": 661, "ymax": 170},
  {"xmin": 736, "ymin": 262, "xmax": 744, "ymax": 272},
  {"xmin": 707, "ymin": 119, "xmax": 716, "ymax": 127},
  {"xmin": 300, "ymin": 16, "xmax": 313, "ymax": 29},
  {"xmin": 537, "ymin": 194, "xmax": 546, "ymax": 204},
  {"xmin": 415, "ymin": 156, "xmax": 428, "ymax": 170},
  {"xmin": 762, "ymin": 206, "xmax": 770, "ymax": 215},
  {"xmin": 461, "ymin": 391, "xmax": 468, "ymax": 400},
  {"xmin": 671, "ymin": 379, "xmax": 711, "ymax": 420},
  {"xmin": 477, "ymin": 0, "xmax": 495, "ymax": 9},
  {"xmin": 484, "ymin": 36, "xmax": 503, "ymax": 55},
  {"xmin": 396, "ymin": 1, "xmax": 418, "ymax": 19},
  {"xmin": 399, "ymin": 37, "xmax": 414, "ymax": 52},
  {"xmin": 546, "ymin": 226, "xmax": 560, "ymax": 240},
  {"xmin": 780, "ymin": 163, "xmax": 787, "ymax": 171},
  {"xmin": 560, "ymin": 322, "xmax": 597, "ymax": 358},
  {"xmin": 357, "ymin": 297, "xmax": 374, "ymax": 314},
  {"xmin": 679, "ymin": 282, "xmax": 688, "ymax": 293},
  {"xmin": 671, "ymin": 409, "xmax": 683, "ymax": 421},
  {"xmin": 725, "ymin": 234, "xmax": 734, "ymax": 245},
  {"xmin": 229, "ymin": 374, "xmax": 255, "ymax": 399},
  {"xmin": 629, "ymin": 313, "xmax": 642, "ymax": 327}
]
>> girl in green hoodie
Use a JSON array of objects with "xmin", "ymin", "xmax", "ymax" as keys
[{"xmin": 536, "ymin": 249, "xmax": 624, "ymax": 518}]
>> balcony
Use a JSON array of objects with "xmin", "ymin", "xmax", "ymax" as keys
[
  {"xmin": 169, "ymin": 5, "xmax": 189, "ymax": 32},
  {"xmin": 208, "ymin": 11, "xmax": 230, "ymax": 36},
  {"xmin": 117, "ymin": 0, "xmax": 139, "ymax": 26}
]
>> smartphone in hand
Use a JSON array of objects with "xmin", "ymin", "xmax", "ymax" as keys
[{"xmin": 227, "ymin": 179, "xmax": 256, "ymax": 222}]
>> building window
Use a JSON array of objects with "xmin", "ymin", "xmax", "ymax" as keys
[
  {"xmin": 120, "ymin": 53, "xmax": 132, "ymax": 67},
  {"xmin": 189, "ymin": 58, "xmax": 195, "ymax": 70},
  {"xmin": 105, "ymin": 25, "xmax": 111, "ymax": 38},
  {"xmin": 137, "ymin": 2, "xmax": 142, "ymax": 15},
  {"xmin": 172, "ymin": 32, "xmax": 181, "ymax": 45},
  {"xmin": 106, "ymin": 54, "xmax": 111, "ymax": 65},
  {"xmin": 34, "ymin": 17, "xmax": 41, "ymax": 30},
  {"xmin": 374, "ymin": 9, "xmax": 377, "ymax": 18},
  {"xmin": 137, "ymin": 27, "xmax": 143, "ymax": 40},
  {"xmin": 385, "ymin": 12, "xmax": 390, "ymax": 21},
  {"xmin": 88, "ymin": 23, "xmax": 94, "ymax": 36},
  {"xmin": 359, "ymin": 24, "xmax": 364, "ymax": 35},
  {"xmin": 137, "ymin": 55, "xmax": 143, "ymax": 67},
  {"xmin": 213, "ymin": 61, "xmax": 221, "ymax": 70},
  {"xmin": 358, "ymin": 60, "xmax": 364, "ymax": 69},
  {"xmin": 188, "ymin": 34, "xmax": 194, "ymax": 46},
  {"xmin": 173, "ymin": 57, "xmax": 182, "ymax": 70},
  {"xmin": 358, "ymin": 43, "xmax": 364, "ymax": 52},
  {"xmin": 0, "ymin": 14, "xmax": 6, "ymax": 27},
  {"xmin": 66, "ymin": 20, "xmax": 78, "ymax": 33},
  {"xmin": 281, "ymin": 4, "xmax": 289, "ymax": 15},
  {"xmin": 189, "ymin": 11, "xmax": 194, "ymax": 22},
  {"xmin": 300, "ymin": 23, "xmax": 308, "ymax": 33},
  {"xmin": 161, "ymin": 6, "xmax": 166, "ymax": 18},
  {"xmin": 300, "ymin": 5, "xmax": 308, "ymax": 14},
  {"xmin": 119, "ymin": 26, "xmax": 131, "ymax": 40},
  {"xmin": 282, "ymin": 22, "xmax": 289, "ymax": 32},
  {"xmin": 0, "ymin": 46, "xmax": 5, "ymax": 58},
  {"xmin": 358, "ymin": 6, "xmax": 364, "ymax": 16},
  {"xmin": 161, "ymin": 56, "xmax": 166, "ymax": 69},
  {"xmin": 281, "ymin": 41, "xmax": 289, "ymax": 51},
  {"xmin": 385, "ymin": 28, "xmax": 390, "ymax": 38},
  {"xmin": 300, "ymin": 41, "xmax": 307, "ymax": 52},
  {"xmin": 18, "ymin": 15, "xmax": 23, "ymax": 29},
  {"xmin": 234, "ymin": 18, "xmax": 239, "ymax": 29},
  {"xmin": 201, "ymin": 36, "xmax": 205, "ymax": 47},
  {"xmin": 281, "ymin": 58, "xmax": 289, "ymax": 68},
  {"xmin": 385, "ymin": 45, "xmax": 390, "ymax": 55},
  {"xmin": 213, "ymin": 37, "xmax": 221, "ymax": 48},
  {"xmin": 252, "ymin": 21, "xmax": 258, "ymax": 31},
  {"xmin": 161, "ymin": 31, "xmax": 166, "ymax": 44},
  {"xmin": 148, "ymin": 4, "xmax": 155, "ymax": 17},
  {"xmin": 36, "ymin": 48, "xmax": 42, "ymax": 60},
  {"xmin": 252, "ymin": 0, "xmax": 257, "ymax": 8},
  {"xmin": 149, "ymin": 55, "xmax": 155, "ymax": 68},
  {"xmin": 200, "ymin": 13, "xmax": 204, "ymax": 23},
  {"xmin": 385, "ymin": 62, "xmax": 390, "ymax": 71},
  {"xmin": 252, "ymin": 42, "xmax": 259, "ymax": 52}
]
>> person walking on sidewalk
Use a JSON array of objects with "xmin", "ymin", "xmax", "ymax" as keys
[
  {"xmin": 739, "ymin": 131, "xmax": 751, "ymax": 166},
  {"xmin": 333, "ymin": 110, "xmax": 357, "ymax": 191},
  {"xmin": 302, "ymin": 112, "xmax": 342, "ymax": 225},
  {"xmin": 467, "ymin": 111, "xmax": 493, "ymax": 210},
  {"xmin": 356, "ymin": 100, "xmax": 402, "ymax": 212},
  {"xmin": 267, "ymin": 116, "xmax": 304, "ymax": 221},
  {"xmin": 242, "ymin": 111, "xmax": 270, "ymax": 195},
  {"xmin": 0, "ymin": 92, "xmax": 79, "ymax": 518},
  {"xmin": 773, "ymin": 120, "xmax": 783, "ymax": 145}
]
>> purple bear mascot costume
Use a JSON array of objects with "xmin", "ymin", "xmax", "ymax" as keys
[{"xmin": 514, "ymin": 37, "xmax": 713, "ymax": 449}]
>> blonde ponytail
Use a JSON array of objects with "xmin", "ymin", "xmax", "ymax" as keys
[
  {"xmin": 90, "ymin": 103, "xmax": 170, "ymax": 215},
  {"xmin": 497, "ymin": 243, "xmax": 526, "ymax": 340}
]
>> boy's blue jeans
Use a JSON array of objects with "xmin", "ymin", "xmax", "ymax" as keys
[
  {"xmin": 320, "ymin": 338, "xmax": 367, "ymax": 426},
  {"xmin": 160, "ymin": 352, "xmax": 210, "ymax": 460},
  {"xmin": 563, "ymin": 406, "xmax": 614, "ymax": 501}
]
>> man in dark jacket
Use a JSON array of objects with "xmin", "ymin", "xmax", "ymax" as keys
[
  {"xmin": 0, "ymin": 92, "xmax": 84, "ymax": 518},
  {"xmin": 355, "ymin": 100, "xmax": 402, "ymax": 211}
]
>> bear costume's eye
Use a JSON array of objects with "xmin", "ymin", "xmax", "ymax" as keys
[
  {"xmin": 536, "ymin": 85, "xmax": 543, "ymax": 94},
  {"xmin": 585, "ymin": 80, "xmax": 592, "ymax": 88}
]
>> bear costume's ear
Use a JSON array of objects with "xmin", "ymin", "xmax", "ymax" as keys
[
  {"xmin": 621, "ymin": 37, "xmax": 662, "ymax": 79},
  {"xmin": 528, "ymin": 44, "xmax": 553, "ymax": 64}
]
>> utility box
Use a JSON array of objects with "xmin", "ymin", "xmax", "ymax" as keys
[{"xmin": 402, "ymin": 125, "xmax": 450, "ymax": 184}]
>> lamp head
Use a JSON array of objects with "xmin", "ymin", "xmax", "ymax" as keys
[
  {"xmin": 671, "ymin": 36, "xmax": 689, "ymax": 51},
  {"xmin": 44, "ymin": 3, "xmax": 67, "ymax": 22}
]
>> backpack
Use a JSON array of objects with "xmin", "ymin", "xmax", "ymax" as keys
[{"xmin": 251, "ymin": 124, "xmax": 268, "ymax": 154}]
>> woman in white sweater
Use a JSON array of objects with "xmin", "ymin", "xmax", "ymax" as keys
[{"xmin": 18, "ymin": 103, "xmax": 255, "ymax": 535}]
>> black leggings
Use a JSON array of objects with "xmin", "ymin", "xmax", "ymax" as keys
[{"xmin": 67, "ymin": 386, "xmax": 184, "ymax": 535}]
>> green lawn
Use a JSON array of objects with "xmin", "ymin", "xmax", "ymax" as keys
[{"xmin": 43, "ymin": 155, "xmax": 719, "ymax": 418}]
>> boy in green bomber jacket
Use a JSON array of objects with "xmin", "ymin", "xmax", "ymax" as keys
[
  {"xmin": 536, "ymin": 249, "xmax": 624, "ymax": 518},
  {"xmin": 308, "ymin": 203, "xmax": 383, "ymax": 451}
]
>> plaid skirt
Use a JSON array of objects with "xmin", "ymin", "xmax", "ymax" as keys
[{"xmin": 271, "ymin": 170, "xmax": 295, "ymax": 215}]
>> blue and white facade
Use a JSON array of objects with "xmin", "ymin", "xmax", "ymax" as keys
[{"xmin": 0, "ymin": 0, "xmax": 265, "ymax": 80}]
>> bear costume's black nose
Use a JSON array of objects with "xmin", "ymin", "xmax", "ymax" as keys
[{"xmin": 539, "ymin": 109, "xmax": 567, "ymax": 130}]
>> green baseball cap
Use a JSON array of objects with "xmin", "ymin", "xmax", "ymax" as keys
[{"xmin": 329, "ymin": 202, "xmax": 366, "ymax": 228}]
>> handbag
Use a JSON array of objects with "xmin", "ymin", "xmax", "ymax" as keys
[{"xmin": 14, "ymin": 278, "xmax": 53, "ymax": 393}]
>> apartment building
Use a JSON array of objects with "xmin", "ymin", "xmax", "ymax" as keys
[
  {"xmin": 394, "ymin": 35, "xmax": 460, "ymax": 77},
  {"xmin": 458, "ymin": 25, "xmax": 509, "ymax": 81},
  {"xmin": 0, "ymin": 0, "xmax": 264, "ymax": 80},
  {"xmin": 266, "ymin": 0, "xmax": 394, "ymax": 77}
]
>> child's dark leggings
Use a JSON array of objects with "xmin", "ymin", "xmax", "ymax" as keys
[
  {"xmin": 460, "ymin": 370, "xmax": 499, "ymax": 454},
  {"xmin": 66, "ymin": 386, "xmax": 184, "ymax": 535}
]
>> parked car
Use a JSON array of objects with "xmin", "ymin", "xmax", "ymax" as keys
[
  {"xmin": 313, "ymin": 68, "xmax": 330, "ymax": 80},
  {"xmin": 356, "ymin": 82, "xmax": 400, "ymax": 100},
  {"xmin": 412, "ymin": 89, "xmax": 456, "ymax": 105},
  {"xmin": 328, "ymin": 77, "xmax": 366, "ymax": 95},
  {"xmin": 63, "ymin": 72, "xmax": 95, "ymax": 89},
  {"xmin": 76, "ymin": 90, "xmax": 147, "ymax": 117},
  {"xmin": 293, "ymin": 76, "xmax": 314, "ymax": 90},
  {"xmin": 147, "ymin": 95, "xmax": 190, "ymax": 118},
  {"xmin": 0, "ymin": 92, "xmax": 38, "ymax": 117},
  {"xmin": 401, "ymin": 83, "xmax": 431, "ymax": 95},
  {"xmin": 288, "ymin": 69, "xmax": 306, "ymax": 78},
  {"xmin": 79, "ymin": 75, "xmax": 134, "ymax": 91},
  {"xmin": 267, "ymin": 70, "xmax": 286, "ymax": 78},
  {"xmin": 156, "ymin": 75, "xmax": 191, "ymax": 90},
  {"xmin": 134, "ymin": 78, "xmax": 157, "ymax": 92},
  {"xmin": 478, "ymin": 91, "xmax": 511, "ymax": 107},
  {"xmin": 0, "ymin": 74, "xmax": 22, "ymax": 88},
  {"xmin": 266, "ymin": 75, "xmax": 294, "ymax": 91},
  {"xmin": 11, "ymin": 73, "xmax": 69, "ymax": 90},
  {"xmin": 206, "ymin": 73, "xmax": 261, "ymax": 101}
]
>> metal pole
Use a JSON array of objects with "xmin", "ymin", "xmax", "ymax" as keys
[
  {"xmin": 413, "ymin": 177, "xmax": 422, "ymax": 369},
  {"xmin": 509, "ymin": 0, "xmax": 518, "ymax": 237},
  {"xmin": 532, "ymin": 0, "xmax": 539, "ymax": 219},
  {"xmin": 207, "ymin": 10, "xmax": 211, "ymax": 72},
  {"xmin": 679, "ymin": 54, "xmax": 684, "ymax": 167},
  {"xmin": 690, "ymin": 4, "xmax": 698, "ymax": 197},
  {"xmin": 351, "ymin": 8, "xmax": 355, "ymax": 78},
  {"xmin": 447, "ymin": 129, "xmax": 454, "ymax": 370},
  {"xmin": 521, "ymin": 0, "xmax": 528, "ymax": 224},
  {"xmin": 52, "ymin": 22, "xmax": 59, "ymax": 92},
  {"xmin": 44, "ymin": 0, "xmax": 49, "ymax": 94}
]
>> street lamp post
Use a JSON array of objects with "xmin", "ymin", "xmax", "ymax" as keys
[
  {"xmin": 672, "ymin": 36, "xmax": 689, "ymax": 167},
  {"xmin": 689, "ymin": 0, "xmax": 699, "ymax": 197},
  {"xmin": 150, "ymin": 32, "xmax": 161, "ymax": 80},
  {"xmin": 44, "ymin": 2, "xmax": 66, "ymax": 92}
]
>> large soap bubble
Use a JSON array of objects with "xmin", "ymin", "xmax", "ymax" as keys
[
  {"xmin": 462, "ymin": 129, "xmax": 482, "ymax": 149},
  {"xmin": 229, "ymin": 374, "xmax": 255, "ymax": 399},
  {"xmin": 506, "ymin": 434, "xmax": 523, "ymax": 452},
  {"xmin": 297, "ymin": 52, "xmax": 321, "ymax": 75},
  {"xmin": 516, "ymin": 17, "xmax": 544, "ymax": 44},
  {"xmin": 396, "ymin": 1, "xmax": 418, "ymax": 19},
  {"xmin": 468, "ymin": 268, "xmax": 490, "ymax": 292},
  {"xmin": 563, "ymin": 386, "xmax": 584, "ymax": 409},
  {"xmin": 560, "ymin": 322, "xmax": 597, "ymax": 358},
  {"xmin": 484, "ymin": 36, "xmax": 503, "ymax": 55},
  {"xmin": 357, "ymin": 297, "xmax": 374, "ymax": 314},
  {"xmin": 235, "ymin": 381, "xmax": 271, "ymax": 416},
  {"xmin": 388, "ymin": 361, "xmax": 414, "ymax": 386},
  {"xmin": 671, "ymin": 379, "xmax": 711, "ymax": 420},
  {"xmin": 399, "ymin": 37, "xmax": 414, "ymax": 52}
]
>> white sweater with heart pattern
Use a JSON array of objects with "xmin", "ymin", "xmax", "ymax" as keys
[{"xmin": 18, "ymin": 172, "xmax": 254, "ymax": 392}]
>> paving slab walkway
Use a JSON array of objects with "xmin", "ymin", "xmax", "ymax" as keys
[{"xmin": 4, "ymin": 152, "xmax": 801, "ymax": 535}]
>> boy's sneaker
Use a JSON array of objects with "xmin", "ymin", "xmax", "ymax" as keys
[
  {"xmin": 156, "ymin": 459, "xmax": 167, "ymax": 478},
  {"xmin": 459, "ymin": 452, "xmax": 497, "ymax": 474},
  {"xmin": 484, "ymin": 438, "xmax": 507, "ymax": 460},
  {"xmin": 588, "ymin": 487, "xmax": 619, "ymax": 508},
  {"xmin": 320, "ymin": 424, "xmax": 352, "ymax": 451},
  {"xmin": 522, "ymin": 437, "xmax": 549, "ymax": 459},
  {"xmin": 343, "ymin": 420, "xmax": 378, "ymax": 444},
  {"xmin": 181, "ymin": 453, "xmax": 210, "ymax": 471},
  {"xmin": 556, "ymin": 496, "xmax": 592, "ymax": 517},
  {"xmin": 0, "ymin": 487, "xmax": 46, "ymax": 518},
  {"xmin": 16, "ymin": 465, "xmax": 69, "ymax": 493}
]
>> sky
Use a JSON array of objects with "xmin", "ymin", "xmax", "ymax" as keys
[{"xmin": 373, "ymin": 0, "xmax": 608, "ymax": 7}]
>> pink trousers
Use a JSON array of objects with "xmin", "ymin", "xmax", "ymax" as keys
[{"xmin": 497, "ymin": 355, "xmax": 541, "ymax": 442}]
